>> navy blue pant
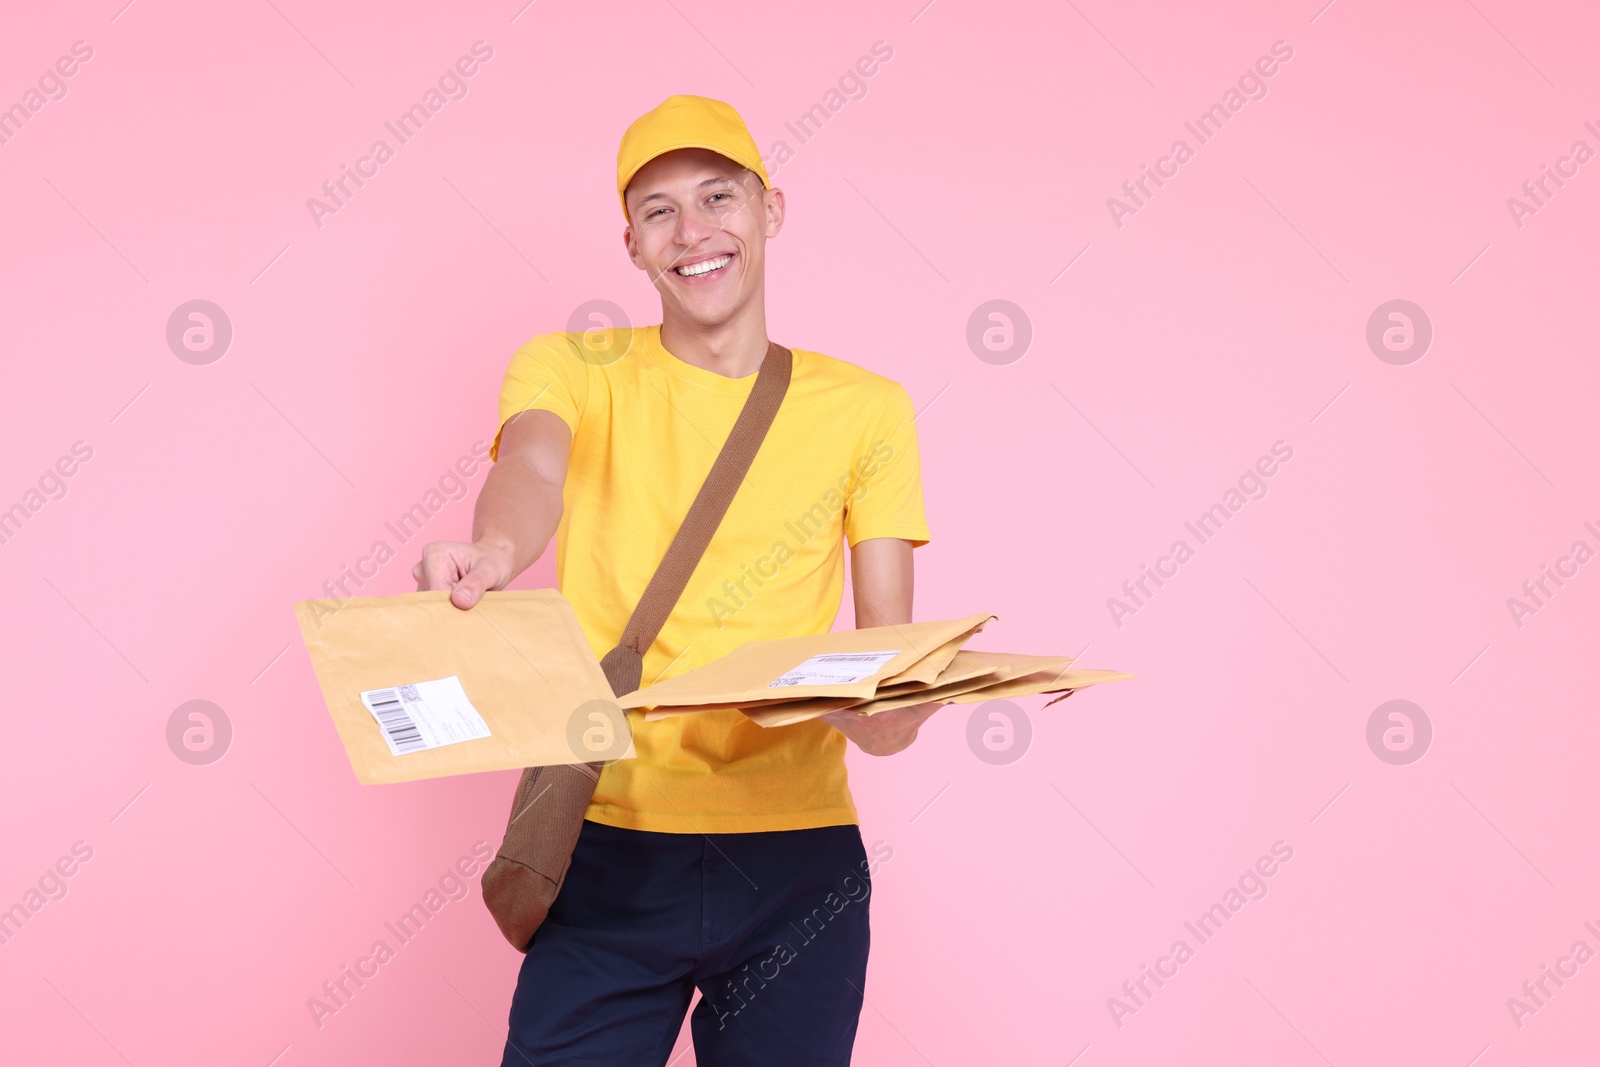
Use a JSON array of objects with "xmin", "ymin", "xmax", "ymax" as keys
[{"xmin": 500, "ymin": 818, "xmax": 872, "ymax": 1066}]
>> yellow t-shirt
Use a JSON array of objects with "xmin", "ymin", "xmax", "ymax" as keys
[{"xmin": 490, "ymin": 324, "xmax": 930, "ymax": 833}]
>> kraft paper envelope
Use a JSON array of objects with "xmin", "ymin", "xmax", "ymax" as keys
[
  {"xmin": 640, "ymin": 694, "xmax": 827, "ymax": 721},
  {"xmin": 647, "ymin": 646, "xmax": 1018, "ymax": 722},
  {"xmin": 876, "ymin": 624, "xmax": 989, "ymax": 686},
  {"xmin": 853, "ymin": 664, "xmax": 1135, "ymax": 714},
  {"xmin": 873, "ymin": 648, "xmax": 1032, "ymax": 696},
  {"xmin": 746, "ymin": 661, "xmax": 1135, "ymax": 728},
  {"xmin": 1039, "ymin": 675, "xmax": 1134, "ymax": 709},
  {"xmin": 619, "ymin": 613, "xmax": 997, "ymax": 712},
  {"xmin": 292, "ymin": 589, "xmax": 631, "ymax": 785},
  {"xmin": 742, "ymin": 651, "xmax": 1077, "ymax": 727}
]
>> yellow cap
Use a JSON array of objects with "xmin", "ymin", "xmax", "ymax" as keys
[{"xmin": 616, "ymin": 95, "xmax": 770, "ymax": 223}]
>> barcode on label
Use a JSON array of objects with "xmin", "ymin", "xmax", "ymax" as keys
[
  {"xmin": 365, "ymin": 688, "xmax": 427, "ymax": 755},
  {"xmin": 813, "ymin": 653, "xmax": 894, "ymax": 663}
]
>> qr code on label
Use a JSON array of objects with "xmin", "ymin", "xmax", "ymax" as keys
[{"xmin": 399, "ymin": 684, "xmax": 420, "ymax": 701}]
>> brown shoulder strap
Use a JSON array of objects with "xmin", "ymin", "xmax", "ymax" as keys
[{"xmin": 597, "ymin": 341, "xmax": 793, "ymax": 697}]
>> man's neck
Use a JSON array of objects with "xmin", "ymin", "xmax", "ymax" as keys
[{"xmin": 659, "ymin": 308, "xmax": 770, "ymax": 379}]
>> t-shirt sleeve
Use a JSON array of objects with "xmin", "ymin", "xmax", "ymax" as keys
[
  {"xmin": 490, "ymin": 332, "xmax": 590, "ymax": 462},
  {"xmin": 843, "ymin": 383, "xmax": 931, "ymax": 549}
]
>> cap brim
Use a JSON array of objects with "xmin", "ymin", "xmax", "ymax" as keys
[{"xmin": 620, "ymin": 142, "xmax": 770, "ymax": 217}]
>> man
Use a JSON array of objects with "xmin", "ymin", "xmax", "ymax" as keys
[{"xmin": 415, "ymin": 94, "xmax": 943, "ymax": 1066}]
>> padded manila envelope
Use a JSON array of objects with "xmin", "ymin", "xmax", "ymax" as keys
[
  {"xmin": 292, "ymin": 589, "xmax": 632, "ymax": 785},
  {"xmin": 649, "ymin": 646, "xmax": 1020, "ymax": 722},
  {"xmin": 857, "ymin": 664, "xmax": 1135, "ymax": 713},
  {"xmin": 746, "ymin": 661, "xmax": 1136, "ymax": 728},
  {"xmin": 1037, "ymin": 671, "xmax": 1136, "ymax": 708},
  {"xmin": 875, "ymin": 623, "xmax": 990, "ymax": 686},
  {"xmin": 742, "ymin": 651, "xmax": 1077, "ymax": 727},
  {"xmin": 620, "ymin": 613, "xmax": 997, "ymax": 714}
]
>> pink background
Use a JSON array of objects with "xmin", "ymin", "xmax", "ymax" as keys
[{"xmin": 3, "ymin": 1, "xmax": 1597, "ymax": 1063}]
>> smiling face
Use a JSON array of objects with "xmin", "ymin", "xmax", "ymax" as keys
[{"xmin": 622, "ymin": 147, "xmax": 783, "ymax": 331}]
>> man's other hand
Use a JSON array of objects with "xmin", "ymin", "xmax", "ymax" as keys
[
  {"xmin": 820, "ymin": 700, "xmax": 947, "ymax": 756},
  {"xmin": 413, "ymin": 539, "xmax": 515, "ymax": 610}
]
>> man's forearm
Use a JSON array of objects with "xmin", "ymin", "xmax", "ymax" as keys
[{"xmin": 471, "ymin": 456, "xmax": 564, "ymax": 580}]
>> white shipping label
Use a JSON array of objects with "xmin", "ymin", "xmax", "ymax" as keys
[
  {"xmin": 768, "ymin": 650, "xmax": 902, "ymax": 688},
  {"xmin": 359, "ymin": 676, "xmax": 491, "ymax": 757}
]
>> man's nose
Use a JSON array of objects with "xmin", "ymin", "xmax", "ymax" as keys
[{"xmin": 672, "ymin": 204, "xmax": 719, "ymax": 246}]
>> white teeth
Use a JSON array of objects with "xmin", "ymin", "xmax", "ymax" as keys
[{"xmin": 676, "ymin": 254, "xmax": 732, "ymax": 277}]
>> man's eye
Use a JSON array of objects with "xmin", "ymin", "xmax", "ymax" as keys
[
  {"xmin": 646, "ymin": 208, "xmax": 667, "ymax": 219},
  {"xmin": 708, "ymin": 193, "xmax": 731, "ymax": 205}
]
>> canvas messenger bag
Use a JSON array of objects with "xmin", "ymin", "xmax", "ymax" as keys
[{"xmin": 480, "ymin": 340, "xmax": 794, "ymax": 952}]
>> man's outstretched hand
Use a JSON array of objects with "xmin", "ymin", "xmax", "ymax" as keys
[
  {"xmin": 820, "ymin": 700, "xmax": 947, "ymax": 756},
  {"xmin": 413, "ymin": 539, "xmax": 516, "ymax": 610}
]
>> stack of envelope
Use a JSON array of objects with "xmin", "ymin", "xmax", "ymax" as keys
[{"xmin": 620, "ymin": 613, "xmax": 1134, "ymax": 727}]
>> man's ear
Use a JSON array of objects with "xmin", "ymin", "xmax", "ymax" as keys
[
  {"xmin": 621, "ymin": 223, "xmax": 645, "ymax": 270},
  {"xmin": 762, "ymin": 186, "xmax": 785, "ymax": 238}
]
